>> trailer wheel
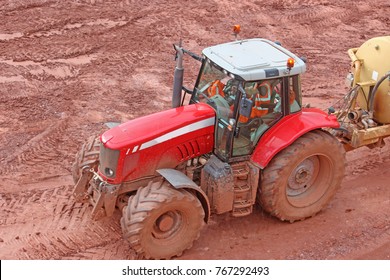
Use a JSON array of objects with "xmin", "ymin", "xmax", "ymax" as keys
[
  {"xmin": 258, "ymin": 130, "xmax": 345, "ymax": 222},
  {"xmin": 121, "ymin": 180, "xmax": 205, "ymax": 259},
  {"xmin": 72, "ymin": 136, "xmax": 100, "ymax": 184}
]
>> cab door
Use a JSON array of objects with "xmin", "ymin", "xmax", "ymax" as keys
[{"xmin": 231, "ymin": 76, "xmax": 303, "ymax": 158}]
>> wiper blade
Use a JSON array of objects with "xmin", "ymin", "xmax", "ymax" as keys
[{"xmin": 182, "ymin": 48, "xmax": 203, "ymax": 62}]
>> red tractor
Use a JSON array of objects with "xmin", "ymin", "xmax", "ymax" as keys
[{"xmin": 72, "ymin": 28, "xmax": 348, "ymax": 259}]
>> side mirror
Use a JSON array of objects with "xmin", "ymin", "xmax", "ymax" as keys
[
  {"xmin": 239, "ymin": 97, "xmax": 253, "ymax": 118},
  {"xmin": 238, "ymin": 83, "xmax": 253, "ymax": 118}
]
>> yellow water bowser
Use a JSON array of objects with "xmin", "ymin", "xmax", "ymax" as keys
[{"xmin": 348, "ymin": 36, "xmax": 390, "ymax": 124}]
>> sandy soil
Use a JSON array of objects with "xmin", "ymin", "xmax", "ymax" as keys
[{"xmin": 0, "ymin": 0, "xmax": 389, "ymax": 260}]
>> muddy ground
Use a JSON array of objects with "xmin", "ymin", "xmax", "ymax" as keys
[{"xmin": 0, "ymin": 0, "xmax": 389, "ymax": 260}]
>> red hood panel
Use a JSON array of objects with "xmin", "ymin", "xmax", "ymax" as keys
[{"xmin": 101, "ymin": 103, "xmax": 215, "ymax": 150}]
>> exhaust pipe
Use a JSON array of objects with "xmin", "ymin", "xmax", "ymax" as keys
[{"xmin": 172, "ymin": 44, "xmax": 184, "ymax": 108}]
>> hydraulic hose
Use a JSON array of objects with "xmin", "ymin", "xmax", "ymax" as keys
[{"xmin": 368, "ymin": 71, "xmax": 390, "ymax": 113}]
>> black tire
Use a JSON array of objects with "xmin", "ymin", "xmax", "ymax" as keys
[
  {"xmin": 258, "ymin": 130, "xmax": 345, "ymax": 222},
  {"xmin": 120, "ymin": 180, "xmax": 205, "ymax": 259},
  {"xmin": 72, "ymin": 136, "xmax": 100, "ymax": 184}
]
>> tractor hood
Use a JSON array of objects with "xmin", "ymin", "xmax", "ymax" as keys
[{"xmin": 101, "ymin": 103, "xmax": 216, "ymax": 151}]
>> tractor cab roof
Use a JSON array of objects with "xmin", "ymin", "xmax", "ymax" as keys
[{"xmin": 202, "ymin": 38, "xmax": 306, "ymax": 81}]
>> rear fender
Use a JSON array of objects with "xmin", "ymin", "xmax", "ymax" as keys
[
  {"xmin": 157, "ymin": 168, "xmax": 210, "ymax": 223},
  {"xmin": 251, "ymin": 108, "xmax": 340, "ymax": 169}
]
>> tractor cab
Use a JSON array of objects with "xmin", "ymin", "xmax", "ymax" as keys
[{"xmin": 189, "ymin": 38, "xmax": 306, "ymax": 162}]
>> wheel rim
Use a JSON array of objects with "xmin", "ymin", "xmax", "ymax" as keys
[
  {"xmin": 152, "ymin": 210, "xmax": 184, "ymax": 240},
  {"xmin": 286, "ymin": 154, "xmax": 332, "ymax": 208},
  {"xmin": 287, "ymin": 156, "xmax": 320, "ymax": 196}
]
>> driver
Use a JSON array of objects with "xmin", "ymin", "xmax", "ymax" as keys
[
  {"xmin": 252, "ymin": 81, "xmax": 272, "ymax": 118},
  {"xmin": 207, "ymin": 79, "xmax": 225, "ymax": 97},
  {"xmin": 206, "ymin": 78, "xmax": 240, "ymax": 107}
]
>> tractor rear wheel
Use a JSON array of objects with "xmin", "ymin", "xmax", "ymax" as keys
[
  {"xmin": 72, "ymin": 136, "xmax": 100, "ymax": 184},
  {"xmin": 258, "ymin": 130, "xmax": 345, "ymax": 222},
  {"xmin": 121, "ymin": 180, "xmax": 205, "ymax": 259}
]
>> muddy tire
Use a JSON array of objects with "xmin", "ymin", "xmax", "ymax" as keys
[
  {"xmin": 258, "ymin": 130, "xmax": 346, "ymax": 222},
  {"xmin": 72, "ymin": 136, "xmax": 100, "ymax": 184},
  {"xmin": 121, "ymin": 180, "xmax": 205, "ymax": 259}
]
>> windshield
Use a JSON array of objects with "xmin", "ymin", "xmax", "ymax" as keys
[
  {"xmin": 192, "ymin": 61, "xmax": 241, "ymax": 122},
  {"xmin": 191, "ymin": 60, "xmax": 244, "ymax": 159},
  {"xmin": 196, "ymin": 62, "xmax": 227, "ymax": 95}
]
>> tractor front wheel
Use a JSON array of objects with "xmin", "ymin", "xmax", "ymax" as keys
[
  {"xmin": 72, "ymin": 136, "xmax": 100, "ymax": 184},
  {"xmin": 121, "ymin": 180, "xmax": 205, "ymax": 259},
  {"xmin": 258, "ymin": 130, "xmax": 345, "ymax": 222}
]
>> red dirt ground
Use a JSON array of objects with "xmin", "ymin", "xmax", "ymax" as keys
[{"xmin": 0, "ymin": 0, "xmax": 389, "ymax": 260}]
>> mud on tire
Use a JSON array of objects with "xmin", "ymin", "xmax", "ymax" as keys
[
  {"xmin": 120, "ymin": 180, "xmax": 205, "ymax": 259},
  {"xmin": 258, "ymin": 130, "xmax": 346, "ymax": 222},
  {"xmin": 72, "ymin": 136, "xmax": 100, "ymax": 184}
]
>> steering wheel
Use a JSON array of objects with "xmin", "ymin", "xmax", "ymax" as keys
[{"xmin": 208, "ymin": 94, "xmax": 231, "ymax": 119}]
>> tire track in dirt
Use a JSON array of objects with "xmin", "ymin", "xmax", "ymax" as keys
[
  {"xmin": 0, "ymin": 51, "xmax": 104, "ymax": 182},
  {"xmin": 13, "ymin": 44, "xmax": 100, "ymax": 64},
  {"xmin": 0, "ymin": 118, "xmax": 68, "ymax": 177},
  {"xmin": 22, "ymin": 17, "xmax": 129, "ymax": 39},
  {"xmin": 285, "ymin": 213, "xmax": 390, "ymax": 259},
  {"xmin": 0, "ymin": 184, "xmax": 132, "ymax": 259},
  {"xmin": 1, "ymin": 15, "xmax": 130, "ymax": 63},
  {"xmin": 0, "ymin": 0, "xmax": 56, "ymax": 13},
  {"xmin": 283, "ymin": 5, "xmax": 355, "ymax": 27},
  {"xmin": 62, "ymin": 239, "xmax": 135, "ymax": 260},
  {"xmin": 345, "ymin": 141, "xmax": 390, "ymax": 180},
  {"xmin": 16, "ymin": 18, "xmax": 129, "ymax": 61}
]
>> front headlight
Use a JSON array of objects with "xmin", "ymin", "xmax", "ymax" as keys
[
  {"xmin": 104, "ymin": 167, "xmax": 115, "ymax": 177},
  {"xmin": 99, "ymin": 143, "xmax": 120, "ymax": 178}
]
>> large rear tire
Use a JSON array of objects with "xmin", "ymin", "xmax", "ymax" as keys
[
  {"xmin": 258, "ymin": 130, "xmax": 345, "ymax": 222},
  {"xmin": 72, "ymin": 136, "xmax": 100, "ymax": 184},
  {"xmin": 121, "ymin": 180, "xmax": 205, "ymax": 259}
]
